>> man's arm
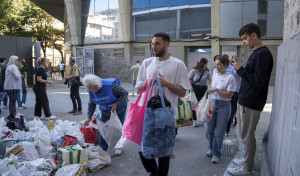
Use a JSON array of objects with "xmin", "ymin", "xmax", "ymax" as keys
[{"xmin": 159, "ymin": 73, "xmax": 186, "ymax": 97}]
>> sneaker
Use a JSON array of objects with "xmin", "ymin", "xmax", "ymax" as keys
[
  {"xmin": 4, "ymin": 105, "xmax": 8, "ymax": 109},
  {"xmin": 18, "ymin": 107, "xmax": 23, "ymax": 110},
  {"xmin": 233, "ymin": 158, "xmax": 245, "ymax": 167},
  {"xmin": 225, "ymin": 132, "xmax": 230, "ymax": 136},
  {"xmin": 115, "ymin": 149, "xmax": 123, "ymax": 156},
  {"xmin": 68, "ymin": 110, "xmax": 77, "ymax": 113},
  {"xmin": 228, "ymin": 166, "xmax": 252, "ymax": 175},
  {"xmin": 206, "ymin": 149, "xmax": 212, "ymax": 157},
  {"xmin": 22, "ymin": 104, "xmax": 27, "ymax": 109},
  {"xmin": 46, "ymin": 116, "xmax": 56, "ymax": 120},
  {"xmin": 73, "ymin": 110, "xmax": 82, "ymax": 115},
  {"xmin": 193, "ymin": 120, "xmax": 199, "ymax": 127},
  {"xmin": 212, "ymin": 156, "xmax": 220, "ymax": 164}
]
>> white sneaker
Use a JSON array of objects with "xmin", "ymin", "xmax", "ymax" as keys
[
  {"xmin": 47, "ymin": 116, "xmax": 56, "ymax": 120},
  {"xmin": 193, "ymin": 120, "xmax": 199, "ymax": 127},
  {"xmin": 4, "ymin": 105, "xmax": 8, "ymax": 109},
  {"xmin": 115, "ymin": 149, "xmax": 123, "ymax": 156},
  {"xmin": 22, "ymin": 104, "xmax": 27, "ymax": 109},
  {"xmin": 228, "ymin": 166, "xmax": 252, "ymax": 175},
  {"xmin": 18, "ymin": 107, "xmax": 23, "ymax": 110},
  {"xmin": 212, "ymin": 156, "xmax": 220, "ymax": 164},
  {"xmin": 233, "ymin": 158, "xmax": 245, "ymax": 167},
  {"xmin": 206, "ymin": 149, "xmax": 212, "ymax": 157}
]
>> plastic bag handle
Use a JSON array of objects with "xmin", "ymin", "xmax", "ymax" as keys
[{"xmin": 134, "ymin": 78, "xmax": 152, "ymax": 108}]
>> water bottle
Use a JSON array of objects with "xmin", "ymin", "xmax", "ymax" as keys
[{"xmin": 48, "ymin": 120, "xmax": 54, "ymax": 131}]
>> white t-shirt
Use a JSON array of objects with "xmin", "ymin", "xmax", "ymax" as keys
[
  {"xmin": 60, "ymin": 63, "xmax": 65, "ymax": 71},
  {"xmin": 211, "ymin": 72, "xmax": 236, "ymax": 101},
  {"xmin": 136, "ymin": 57, "xmax": 190, "ymax": 117}
]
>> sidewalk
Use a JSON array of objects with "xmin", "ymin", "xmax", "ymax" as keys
[{"xmin": 0, "ymin": 79, "xmax": 272, "ymax": 175}]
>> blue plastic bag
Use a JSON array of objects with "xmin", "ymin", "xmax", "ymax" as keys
[{"xmin": 142, "ymin": 77, "xmax": 176, "ymax": 159}]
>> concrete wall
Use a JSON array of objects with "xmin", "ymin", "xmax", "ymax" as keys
[
  {"xmin": 261, "ymin": 1, "xmax": 300, "ymax": 175},
  {"xmin": 0, "ymin": 35, "xmax": 33, "ymax": 86}
]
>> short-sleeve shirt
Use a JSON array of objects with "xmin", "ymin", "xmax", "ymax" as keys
[
  {"xmin": 188, "ymin": 69, "xmax": 211, "ymax": 86},
  {"xmin": 211, "ymin": 72, "xmax": 236, "ymax": 101},
  {"xmin": 136, "ymin": 57, "xmax": 190, "ymax": 117},
  {"xmin": 131, "ymin": 65, "xmax": 140, "ymax": 80},
  {"xmin": 35, "ymin": 67, "xmax": 47, "ymax": 87}
]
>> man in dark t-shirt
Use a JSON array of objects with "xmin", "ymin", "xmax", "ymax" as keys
[{"xmin": 228, "ymin": 23, "xmax": 273, "ymax": 175}]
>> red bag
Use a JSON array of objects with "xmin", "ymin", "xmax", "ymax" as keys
[
  {"xmin": 80, "ymin": 126, "xmax": 96, "ymax": 145},
  {"xmin": 62, "ymin": 136, "xmax": 80, "ymax": 146}
]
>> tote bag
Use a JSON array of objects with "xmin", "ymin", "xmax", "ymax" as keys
[
  {"xmin": 142, "ymin": 77, "xmax": 176, "ymax": 159},
  {"xmin": 115, "ymin": 79, "xmax": 152, "ymax": 151}
]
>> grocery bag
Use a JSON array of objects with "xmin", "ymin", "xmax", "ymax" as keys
[
  {"xmin": 96, "ymin": 111, "xmax": 122, "ymax": 149},
  {"xmin": 57, "ymin": 145, "xmax": 88, "ymax": 169},
  {"xmin": 80, "ymin": 126, "xmax": 96, "ymax": 145},
  {"xmin": 142, "ymin": 77, "xmax": 176, "ymax": 159},
  {"xmin": 115, "ymin": 80, "xmax": 152, "ymax": 150},
  {"xmin": 196, "ymin": 92, "xmax": 213, "ymax": 122}
]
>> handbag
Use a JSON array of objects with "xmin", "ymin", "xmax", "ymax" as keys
[
  {"xmin": 115, "ymin": 79, "xmax": 152, "ymax": 150},
  {"xmin": 192, "ymin": 70, "xmax": 205, "ymax": 87},
  {"xmin": 142, "ymin": 77, "xmax": 176, "ymax": 159},
  {"xmin": 71, "ymin": 76, "xmax": 83, "ymax": 86}
]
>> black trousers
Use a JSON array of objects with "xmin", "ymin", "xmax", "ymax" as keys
[
  {"xmin": 70, "ymin": 85, "xmax": 82, "ymax": 111},
  {"xmin": 226, "ymin": 92, "xmax": 239, "ymax": 133},
  {"xmin": 6, "ymin": 90, "xmax": 19, "ymax": 116},
  {"xmin": 139, "ymin": 152, "xmax": 170, "ymax": 176},
  {"xmin": 33, "ymin": 85, "xmax": 51, "ymax": 117},
  {"xmin": 60, "ymin": 70, "xmax": 64, "ymax": 78},
  {"xmin": 192, "ymin": 85, "xmax": 208, "ymax": 120}
]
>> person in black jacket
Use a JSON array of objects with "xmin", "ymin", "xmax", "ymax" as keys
[
  {"xmin": 0, "ymin": 58, "xmax": 8, "ymax": 108},
  {"xmin": 228, "ymin": 23, "xmax": 273, "ymax": 175}
]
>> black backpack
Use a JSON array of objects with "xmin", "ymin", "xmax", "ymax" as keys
[{"xmin": 6, "ymin": 115, "xmax": 27, "ymax": 131}]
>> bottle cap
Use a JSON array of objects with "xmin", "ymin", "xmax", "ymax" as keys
[{"xmin": 49, "ymin": 120, "xmax": 53, "ymax": 123}]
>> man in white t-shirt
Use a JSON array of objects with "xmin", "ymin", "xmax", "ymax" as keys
[{"xmin": 136, "ymin": 32, "xmax": 190, "ymax": 176}]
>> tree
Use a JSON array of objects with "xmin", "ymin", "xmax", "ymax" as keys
[{"xmin": 0, "ymin": 0, "xmax": 64, "ymax": 59}]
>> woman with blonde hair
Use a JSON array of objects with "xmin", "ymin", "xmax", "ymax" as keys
[
  {"xmin": 4, "ymin": 55, "xmax": 22, "ymax": 117},
  {"xmin": 33, "ymin": 57, "xmax": 56, "ymax": 119}
]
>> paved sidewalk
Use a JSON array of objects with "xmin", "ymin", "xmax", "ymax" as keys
[{"xmin": 0, "ymin": 79, "xmax": 272, "ymax": 175}]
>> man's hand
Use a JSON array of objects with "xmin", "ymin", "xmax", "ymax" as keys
[
  {"xmin": 48, "ymin": 81, "xmax": 53, "ymax": 85},
  {"xmin": 230, "ymin": 57, "xmax": 242, "ymax": 70},
  {"xmin": 158, "ymin": 73, "xmax": 170, "ymax": 87},
  {"xmin": 109, "ymin": 103, "xmax": 118, "ymax": 111},
  {"xmin": 207, "ymin": 88, "xmax": 217, "ymax": 94},
  {"xmin": 84, "ymin": 119, "xmax": 91, "ymax": 126}
]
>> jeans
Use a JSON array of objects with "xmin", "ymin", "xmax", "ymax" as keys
[
  {"xmin": 0, "ymin": 85, "xmax": 8, "ymax": 106},
  {"xmin": 70, "ymin": 85, "xmax": 82, "ymax": 111},
  {"xmin": 99, "ymin": 109, "xmax": 126, "ymax": 151},
  {"xmin": 6, "ymin": 90, "xmax": 19, "ymax": 116},
  {"xmin": 206, "ymin": 100, "xmax": 231, "ymax": 158},
  {"xmin": 17, "ymin": 80, "xmax": 27, "ymax": 106}
]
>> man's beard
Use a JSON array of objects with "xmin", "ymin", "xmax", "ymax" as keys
[{"xmin": 153, "ymin": 46, "xmax": 166, "ymax": 57}]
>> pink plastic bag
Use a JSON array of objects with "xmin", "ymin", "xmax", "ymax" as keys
[{"xmin": 122, "ymin": 79, "xmax": 151, "ymax": 145}]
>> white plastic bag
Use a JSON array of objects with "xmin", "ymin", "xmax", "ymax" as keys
[
  {"xmin": 97, "ymin": 111, "xmax": 122, "ymax": 149},
  {"xmin": 65, "ymin": 125, "xmax": 85, "ymax": 145},
  {"xmin": 189, "ymin": 92, "xmax": 198, "ymax": 110},
  {"xmin": 115, "ymin": 135, "xmax": 141, "ymax": 152},
  {"xmin": 49, "ymin": 127, "xmax": 64, "ymax": 145},
  {"xmin": 196, "ymin": 92, "xmax": 213, "ymax": 122},
  {"xmin": 55, "ymin": 164, "xmax": 86, "ymax": 176},
  {"xmin": 5, "ymin": 141, "xmax": 39, "ymax": 162},
  {"xmin": 35, "ymin": 139, "xmax": 56, "ymax": 159},
  {"xmin": 87, "ymin": 146, "xmax": 111, "ymax": 172},
  {"xmin": 2, "ymin": 165, "xmax": 22, "ymax": 176},
  {"xmin": 18, "ymin": 158, "xmax": 56, "ymax": 176}
]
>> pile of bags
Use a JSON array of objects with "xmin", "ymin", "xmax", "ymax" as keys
[{"xmin": 0, "ymin": 115, "xmax": 111, "ymax": 175}]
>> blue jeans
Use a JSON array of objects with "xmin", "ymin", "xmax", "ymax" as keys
[
  {"xmin": 99, "ymin": 109, "xmax": 126, "ymax": 151},
  {"xmin": 206, "ymin": 100, "xmax": 231, "ymax": 158},
  {"xmin": 17, "ymin": 80, "xmax": 27, "ymax": 106}
]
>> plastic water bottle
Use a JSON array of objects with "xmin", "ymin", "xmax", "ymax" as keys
[{"xmin": 48, "ymin": 120, "xmax": 54, "ymax": 131}]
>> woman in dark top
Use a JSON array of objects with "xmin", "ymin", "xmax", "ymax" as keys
[{"xmin": 33, "ymin": 57, "xmax": 56, "ymax": 119}]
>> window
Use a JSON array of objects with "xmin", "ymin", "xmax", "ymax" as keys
[
  {"xmin": 131, "ymin": 0, "xmax": 211, "ymax": 40},
  {"xmin": 84, "ymin": 0, "xmax": 122, "ymax": 44},
  {"xmin": 113, "ymin": 48, "xmax": 124, "ymax": 57},
  {"xmin": 133, "ymin": 47, "xmax": 146, "ymax": 56}
]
